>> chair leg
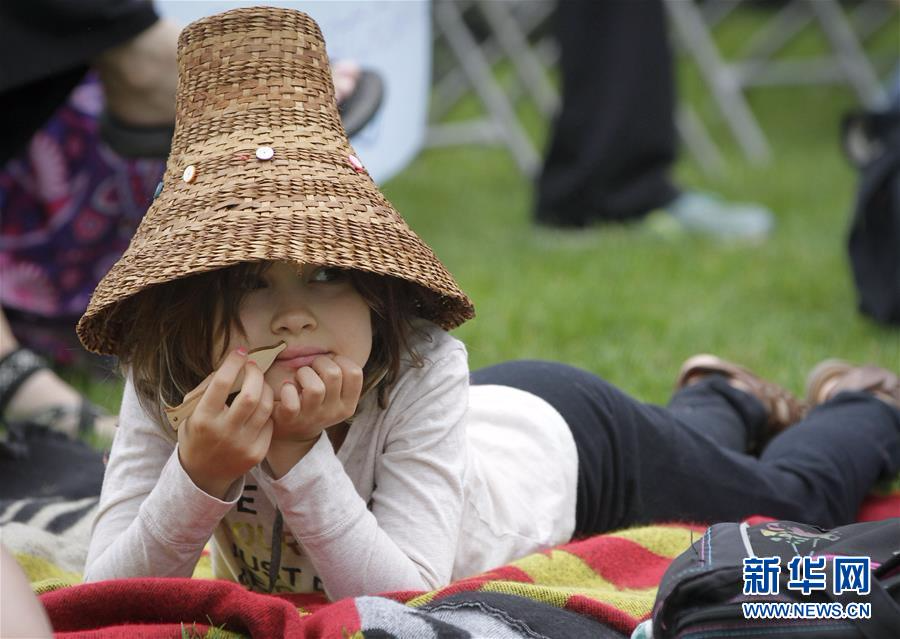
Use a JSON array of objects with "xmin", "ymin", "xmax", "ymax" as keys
[
  {"xmin": 664, "ymin": 0, "xmax": 772, "ymax": 163},
  {"xmin": 431, "ymin": 0, "xmax": 541, "ymax": 177},
  {"xmin": 479, "ymin": 0, "xmax": 559, "ymax": 118},
  {"xmin": 810, "ymin": 0, "xmax": 888, "ymax": 108}
]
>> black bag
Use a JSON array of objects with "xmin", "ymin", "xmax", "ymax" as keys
[
  {"xmin": 649, "ymin": 519, "xmax": 900, "ymax": 639},
  {"xmin": 844, "ymin": 109, "xmax": 900, "ymax": 325}
]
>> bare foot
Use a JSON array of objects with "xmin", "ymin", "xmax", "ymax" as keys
[
  {"xmin": 4, "ymin": 369, "xmax": 118, "ymax": 439},
  {"xmin": 332, "ymin": 60, "xmax": 361, "ymax": 104},
  {"xmin": 6, "ymin": 369, "xmax": 81, "ymax": 414}
]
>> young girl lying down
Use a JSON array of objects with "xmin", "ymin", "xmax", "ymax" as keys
[{"xmin": 78, "ymin": 7, "xmax": 900, "ymax": 600}]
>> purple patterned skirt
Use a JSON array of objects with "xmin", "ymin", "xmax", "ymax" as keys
[{"xmin": 0, "ymin": 74, "xmax": 165, "ymax": 369}]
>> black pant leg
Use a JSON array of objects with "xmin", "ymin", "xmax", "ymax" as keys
[
  {"xmin": 535, "ymin": 0, "xmax": 679, "ymax": 226},
  {"xmin": 666, "ymin": 375, "xmax": 769, "ymax": 453},
  {"xmin": 759, "ymin": 392, "xmax": 900, "ymax": 525}
]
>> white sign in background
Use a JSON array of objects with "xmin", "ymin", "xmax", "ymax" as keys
[{"xmin": 156, "ymin": 1, "xmax": 431, "ymax": 184}]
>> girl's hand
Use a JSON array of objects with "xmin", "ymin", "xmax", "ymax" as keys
[
  {"xmin": 178, "ymin": 348, "xmax": 275, "ymax": 499},
  {"xmin": 266, "ymin": 355, "xmax": 363, "ymax": 476}
]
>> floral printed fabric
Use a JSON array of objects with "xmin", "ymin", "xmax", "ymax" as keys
[{"xmin": 0, "ymin": 74, "xmax": 164, "ymax": 364}]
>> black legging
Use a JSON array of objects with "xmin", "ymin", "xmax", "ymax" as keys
[{"xmin": 471, "ymin": 361, "xmax": 900, "ymax": 534}]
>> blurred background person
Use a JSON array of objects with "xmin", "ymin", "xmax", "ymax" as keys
[
  {"xmin": 0, "ymin": 1, "xmax": 178, "ymax": 441},
  {"xmin": 0, "ymin": 1, "xmax": 395, "ymax": 445},
  {"xmin": 535, "ymin": 0, "xmax": 774, "ymax": 240}
]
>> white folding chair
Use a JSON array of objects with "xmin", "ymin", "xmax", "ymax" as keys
[
  {"xmin": 665, "ymin": 0, "xmax": 896, "ymax": 163},
  {"xmin": 427, "ymin": 0, "xmax": 557, "ymax": 177}
]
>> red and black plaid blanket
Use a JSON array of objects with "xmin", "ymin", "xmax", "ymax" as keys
[{"xmin": 16, "ymin": 484, "xmax": 896, "ymax": 639}]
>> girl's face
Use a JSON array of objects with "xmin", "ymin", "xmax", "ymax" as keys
[{"xmin": 223, "ymin": 261, "xmax": 373, "ymax": 391}]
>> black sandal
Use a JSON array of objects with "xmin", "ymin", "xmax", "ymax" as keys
[
  {"xmin": 0, "ymin": 347, "xmax": 111, "ymax": 437},
  {"xmin": 338, "ymin": 69, "xmax": 384, "ymax": 138}
]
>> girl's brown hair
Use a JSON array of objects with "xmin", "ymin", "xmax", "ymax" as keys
[{"xmin": 119, "ymin": 262, "xmax": 426, "ymax": 429}]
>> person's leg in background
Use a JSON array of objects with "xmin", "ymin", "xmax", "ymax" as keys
[
  {"xmin": 0, "ymin": 0, "xmax": 176, "ymax": 163},
  {"xmin": 0, "ymin": 311, "xmax": 81, "ymax": 426},
  {"xmin": 0, "ymin": 0, "xmax": 177, "ymax": 438},
  {"xmin": 536, "ymin": 0, "xmax": 678, "ymax": 227},
  {"xmin": 535, "ymin": 0, "xmax": 773, "ymax": 240},
  {"xmin": 0, "ymin": 309, "xmax": 117, "ymax": 438}
]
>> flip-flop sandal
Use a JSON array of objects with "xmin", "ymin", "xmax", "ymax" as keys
[
  {"xmin": 338, "ymin": 69, "xmax": 384, "ymax": 138},
  {"xmin": 0, "ymin": 348, "xmax": 111, "ymax": 438}
]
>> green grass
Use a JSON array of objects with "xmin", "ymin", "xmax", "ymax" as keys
[
  {"xmin": 389, "ymin": 4, "xmax": 900, "ymax": 404},
  {"xmin": 75, "ymin": 5, "xmax": 899, "ymax": 412}
]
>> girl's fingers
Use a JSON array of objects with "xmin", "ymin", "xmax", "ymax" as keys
[
  {"xmin": 227, "ymin": 359, "xmax": 264, "ymax": 424},
  {"xmin": 246, "ymin": 380, "xmax": 275, "ymax": 434},
  {"xmin": 199, "ymin": 348, "xmax": 248, "ymax": 414},
  {"xmin": 333, "ymin": 355, "xmax": 363, "ymax": 404},
  {"xmin": 281, "ymin": 381, "xmax": 301, "ymax": 412},
  {"xmin": 296, "ymin": 366, "xmax": 326, "ymax": 407},
  {"xmin": 273, "ymin": 381, "xmax": 301, "ymax": 423},
  {"xmin": 311, "ymin": 356, "xmax": 342, "ymax": 403},
  {"xmin": 246, "ymin": 416, "xmax": 275, "ymax": 464}
]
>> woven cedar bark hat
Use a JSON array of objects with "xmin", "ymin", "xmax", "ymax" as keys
[{"xmin": 77, "ymin": 6, "xmax": 474, "ymax": 355}]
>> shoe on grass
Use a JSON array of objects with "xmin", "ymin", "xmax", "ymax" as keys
[
  {"xmin": 644, "ymin": 191, "xmax": 774, "ymax": 241},
  {"xmin": 805, "ymin": 360, "xmax": 900, "ymax": 410}
]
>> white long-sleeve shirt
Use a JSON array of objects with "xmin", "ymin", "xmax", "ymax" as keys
[{"xmin": 85, "ymin": 321, "xmax": 578, "ymax": 600}]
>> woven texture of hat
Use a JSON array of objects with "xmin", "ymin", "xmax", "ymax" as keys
[{"xmin": 77, "ymin": 6, "xmax": 474, "ymax": 355}]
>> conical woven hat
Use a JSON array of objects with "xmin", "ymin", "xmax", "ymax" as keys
[{"xmin": 77, "ymin": 6, "xmax": 474, "ymax": 356}]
